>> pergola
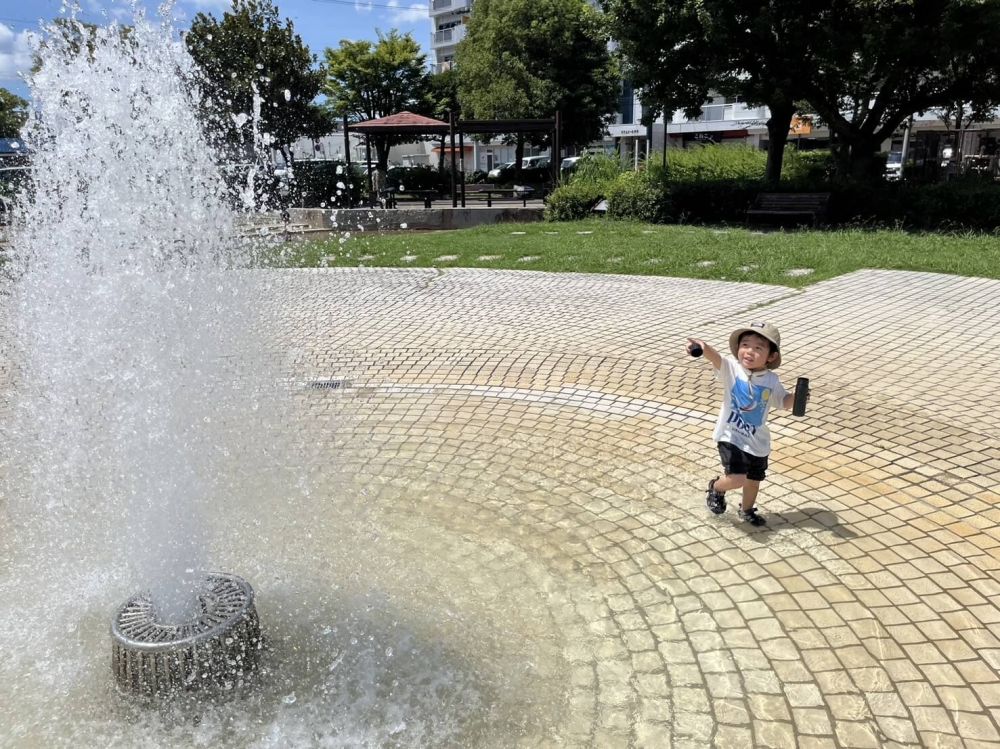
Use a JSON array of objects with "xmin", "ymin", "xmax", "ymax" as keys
[{"xmin": 345, "ymin": 111, "xmax": 561, "ymax": 208}]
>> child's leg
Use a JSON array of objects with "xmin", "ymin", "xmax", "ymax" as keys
[
  {"xmin": 741, "ymin": 479, "xmax": 761, "ymax": 511},
  {"xmin": 714, "ymin": 474, "xmax": 746, "ymax": 493}
]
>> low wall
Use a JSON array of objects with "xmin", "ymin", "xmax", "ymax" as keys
[{"xmin": 288, "ymin": 206, "xmax": 544, "ymax": 233}]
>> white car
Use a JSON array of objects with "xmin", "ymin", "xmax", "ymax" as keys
[{"xmin": 885, "ymin": 151, "xmax": 902, "ymax": 181}]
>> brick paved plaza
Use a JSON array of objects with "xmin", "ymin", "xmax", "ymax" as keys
[
  {"xmin": 269, "ymin": 267, "xmax": 1000, "ymax": 748},
  {"xmin": 1, "ymin": 266, "xmax": 998, "ymax": 747}
]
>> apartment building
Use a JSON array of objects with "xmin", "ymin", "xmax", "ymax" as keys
[{"xmin": 429, "ymin": 0, "xmax": 470, "ymax": 73}]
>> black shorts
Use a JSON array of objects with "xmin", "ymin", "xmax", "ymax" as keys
[{"xmin": 718, "ymin": 441, "xmax": 768, "ymax": 481}]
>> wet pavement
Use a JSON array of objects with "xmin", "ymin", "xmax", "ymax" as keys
[
  {"xmin": 2, "ymin": 266, "xmax": 998, "ymax": 747},
  {"xmin": 272, "ymin": 267, "xmax": 1000, "ymax": 748}
]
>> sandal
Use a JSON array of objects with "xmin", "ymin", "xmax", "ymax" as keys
[
  {"xmin": 706, "ymin": 477, "xmax": 726, "ymax": 514},
  {"xmin": 739, "ymin": 506, "xmax": 767, "ymax": 526}
]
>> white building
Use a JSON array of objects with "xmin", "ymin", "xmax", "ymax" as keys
[{"xmin": 429, "ymin": 0, "xmax": 469, "ymax": 73}]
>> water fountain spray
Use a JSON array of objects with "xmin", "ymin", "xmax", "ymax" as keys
[{"xmin": 8, "ymin": 10, "xmax": 277, "ymax": 697}]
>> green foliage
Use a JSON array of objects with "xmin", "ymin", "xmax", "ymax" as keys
[
  {"xmin": 422, "ymin": 67, "xmax": 460, "ymax": 122},
  {"xmin": 605, "ymin": 0, "xmax": 1000, "ymax": 181},
  {"xmin": 544, "ymin": 181, "xmax": 605, "ymax": 221},
  {"xmin": 664, "ymin": 180, "xmax": 761, "ymax": 224},
  {"xmin": 649, "ymin": 145, "xmax": 766, "ymax": 183},
  {"xmin": 386, "ymin": 165, "xmax": 447, "ymax": 193},
  {"xmin": 186, "ymin": 0, "xmax": 330, "ymax": 161},
  {"xmin": 569, "ymin": 153, "xmax": 623, "ymax": 186},
  {"xmin": 455, "ymin": 0, "xmax": 619, "ymax": 149},
  {"xmin": 322, "ymin": 31, "xmax": 428, "ymax": 171},
  {"xmin": 605, "ymin": 171, "xmax": 669, "ymax": 223},
  {"xmin": 282, "ymin": 161, "xmax": 361, "ymax": 208},
  {"xmin": 825, "ymin": 182, "xmax": 1000, "ymax": 231},
  {"xmin": 0, "ymin": 88, "xmax": 29, "ymax": 139},
  {"xmin": 782, "ymin": 150, "xmax": 834, "ymax": 184}
]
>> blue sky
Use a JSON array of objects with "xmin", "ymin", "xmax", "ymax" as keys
[{"xmin": 0, "ymin": 0, "xmax": 431, "ymax": 102}]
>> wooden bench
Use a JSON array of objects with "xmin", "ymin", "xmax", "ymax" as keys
[
  {"xmin": 746, "ymin": 192, "xmax": 830, "ymax": 227},
  {"xmin": 379, "ymin": 188, "xmax": 436, "ymax": 209},
  {"xmin": 464, "ymin": 183, "xmax": 532, "ymax": 207}
]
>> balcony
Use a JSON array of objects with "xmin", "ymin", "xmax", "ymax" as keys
[
  {"xmin": 432, "ymin": 24, "xmax": 466, "ymax": 47},
  {"xmin": 430, "ymin": 0, "xmax": 456, "ymax": 14}
]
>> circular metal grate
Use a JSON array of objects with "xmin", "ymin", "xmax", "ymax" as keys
[{"xmin": 111, "ymin": 572, "xmax": 263, "ymax": 697}]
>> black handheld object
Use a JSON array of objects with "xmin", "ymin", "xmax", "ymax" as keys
[
  {"xmin": 792, "ymin": 377, "xmax": 809, "ymax": 417},
  {"xmin": 689, "ymin": 344, "xmax": 703, "ymax": 358}
]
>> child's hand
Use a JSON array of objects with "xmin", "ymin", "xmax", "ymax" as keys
[{"xmin": 686, "ymin": 338, "xmax": 706, "ymax": 356}]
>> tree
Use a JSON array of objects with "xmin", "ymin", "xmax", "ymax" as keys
[
  {"xmin": 185, "ymin": 0, "xmax": 330, "ymax": 164},
  {"xmin": 605, "ymin": 0, "xmax": 825, "ymax": 183},
  {"xmin": 795, "ymin": 0, "xmax": 1000, "ymax": 180},
  {"xmin": 420, "ymin": 67, "xmax": 461, "ymax": 172},
  {"xmin": 0, "ymin": 88, "xmax": 29, "ymax": 139},
  {"xmin": 608, "ymin": 0, "xmax": 1000, "ymax": 182},
  {"xmin": 454, "ymin": 0, "xmax": 619, "ymax": 175},
  {"xmin": 322, "ymin": 31, "xmax": 429, "ymax": 173}
]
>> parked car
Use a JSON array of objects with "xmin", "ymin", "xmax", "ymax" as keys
[
  {"xmin": 487, "ymin": 161, "xmax": 514, "ymax": 180},
  {"xmin": 560, "ymin": 156, "xmax": 582, "ymax": 175},
  {"xmin": 520, "ymin": 155, "xmax": 550, "ymax": 170},
  {"xmin": 885, "ymin": 151, "xmax": 903, "ymax": 181}
]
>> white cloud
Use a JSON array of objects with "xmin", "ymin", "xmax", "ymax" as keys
[
  {"xmin": 385, "ymin": 0, "xmax": 427, "ymax": 24},
  {"xmin": 354, "ymin": 0, "xmax": 374, "ymax": 14},
  {"xmin": 181, "ymin": 0, "xmax": 233, "ymax": 12},
  {"xmin": 0, "ymin": 24, "xmax": 39, "ymax": 83}
]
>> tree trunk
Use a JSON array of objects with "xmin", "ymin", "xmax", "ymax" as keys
[
  {"xmin": 374, "ymin": 136, "xmax": 390, "ymax": 173},
  {"xmin": 846, "ymin": 138, "xmax": 883, "ymax": 182},
  {"xmin": 764, "ymin": 102, "xmax": 795, "ymax": 185}
]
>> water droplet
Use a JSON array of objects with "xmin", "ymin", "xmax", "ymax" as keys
[{"xmin": 282, "ymin": 692, "xmax": 296, "ymax": 704}]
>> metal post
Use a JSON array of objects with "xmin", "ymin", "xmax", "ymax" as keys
[
  {"xmin": 343, "ymin": 114, "xmax": 353, "ymax": 207},
  {"xmin": 662, "ymin": 116, "xmax": 668, "ymax": 170},
  {"xmin": 449, "ymin": 110, "xmax": 458, "ymax": 208},
  {"xmin": 364, "ymin": 135, "xmax": 373, "ymax": 204},
  {"xmin": 553, "ymin": 111, "xmax": 561, "ymax": 183},
  {"xmin": 900, "ymin": 115, "xmax": 913, "ymax": 181},
  {"xmin": 459, "ymin": 130, "xmax": 466, "ymax": 207}
]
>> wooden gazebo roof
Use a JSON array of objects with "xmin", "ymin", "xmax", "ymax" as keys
[{"xmin": 349, "ymin": 111, "xmax": 450, "ymax": 135}]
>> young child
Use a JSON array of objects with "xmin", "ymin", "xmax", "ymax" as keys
[{"xmin": 686, "ymin": 322, "xmax": 803, "ymax": 526}]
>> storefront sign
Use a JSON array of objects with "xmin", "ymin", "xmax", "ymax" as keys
[
  {"xmin": 608, "ymin": 124, "xmax": 645, "ymax": 137},
  {"xmin": 789, "ymin": 116, "xmax": 813, "ymax": 135}
]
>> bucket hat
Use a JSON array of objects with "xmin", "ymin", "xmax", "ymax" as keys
[{"xmin": 729, "ymin": 322, "xmax": 781, "ymax": 369}]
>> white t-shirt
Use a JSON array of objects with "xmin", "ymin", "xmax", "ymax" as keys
[{"xmin": 712, "ymin": 355, "xmax": 788, "ymax": 457}]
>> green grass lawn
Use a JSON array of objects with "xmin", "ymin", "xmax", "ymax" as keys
[{"xmin": 271, "ymin": 219, "xmax": 1000, "ymax": 288}]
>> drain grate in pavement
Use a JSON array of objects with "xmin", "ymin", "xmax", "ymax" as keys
[{"xmin": 307, "ymin": 379, "xmax": 352, "ymax": 390}]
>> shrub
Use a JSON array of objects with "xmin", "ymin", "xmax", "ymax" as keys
[
  {"xmin": 386, "ymin": 165, "xmax": 448, "ymax": 193},
  {"xmin": 826, "ymin": 182, "xmax": 1000, "ymax": 230},
  {"xmin": 544, "ymin": 181, "xmax": 605, "ymax": 221},
  {"xmin": 649, "ymin": 144, "xmax": 767, "ymax": 183},
  {"xmin": 281, "ymin": 160, "xmax": 361, "ymax": 208},
  {"xmin": 569, "ymin": 152, "xmax": 624, "ymax": 186},
  {"xmin": 783, "ymin": 149, "xmax": 834, "ymax": 183},
  {"xmin": 664, "ymin": 180, "xmax": 760, "ymax": 224},
  {"xmin": 606, "ymin": 171, "xmax": 670, "ymax": 223}
]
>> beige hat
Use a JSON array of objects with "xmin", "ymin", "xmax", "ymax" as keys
[{"xmin": 729, "ymin": 322, "xmax": 781, "ymax": 369}]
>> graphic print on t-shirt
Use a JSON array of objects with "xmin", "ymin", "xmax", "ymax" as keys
[{"xmin": 729, "ymin": 379, "xmax": 770, "ymax": 427}]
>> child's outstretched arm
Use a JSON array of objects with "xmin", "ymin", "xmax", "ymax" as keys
[{"xmin": 687, "ymin": 338, "xmax": 722, "ymax": 369}]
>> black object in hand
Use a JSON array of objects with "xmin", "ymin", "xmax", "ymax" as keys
[
  {"xmin": 792, "ymin": 377, "xmax": 809, "ymax": 416},
  {"xmin": 689, "ymin": 344, "xmax": 703, "ymax": 358}
]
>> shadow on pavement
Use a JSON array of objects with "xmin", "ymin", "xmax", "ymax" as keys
[{"xmin": 745, "ymin": 506, "xmax": 859, "ymax": 540}]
